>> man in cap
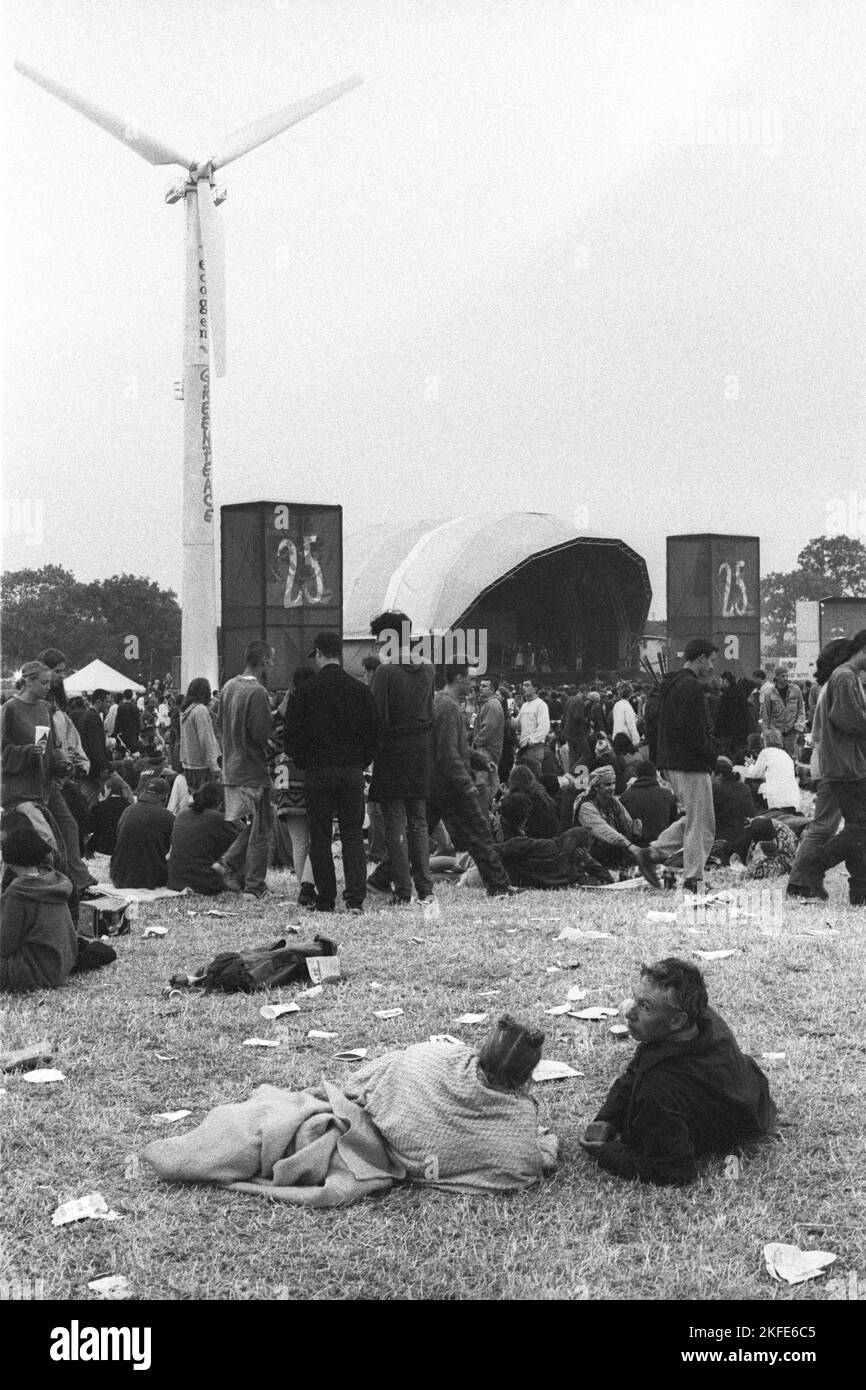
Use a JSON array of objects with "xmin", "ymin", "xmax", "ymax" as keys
[
  {"xmin": 212, "ymin": 640, "xmax": 275, "ymax": 900},
  {"xmin": 284, "ymin": 632, "xmax": 378, "ymax": 914}
]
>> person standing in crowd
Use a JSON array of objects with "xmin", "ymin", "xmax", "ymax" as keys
[
  {"xmin": 211, "ymin": 640, "xmax": 276, "ymax": 901},
  {"xmin": 795, "ymin": 629, "xmax": 866, "ymax": 906},
  {"xmin": 284, "ymin": 632, "xmax": 378, "ymax": 914},
  {"xmin": 427, "ymin": 668, "xmax": 514, "ymax": 898},
  {"xmin": 366, "ymin": 611, "xmax": 435, "ymax": 905},
  {"xmin": 714, "ymin": 670, "xmax": 751, "ymax": 759},
  {"xmin": 638, "ymin": 638, "xmax": 718, "ymax": 895},
  {"xmin": 513, "ymin": 678, "xmax": 550, "ymax": 773},
  {"xmin": 179, "ymin": 679, "xmax": 221, "ymax": 791},
  {"xmin": 114, "ymin": 690, "xmax": 142, "ymax": 755},
  {"xmin": 36, "ymin": 649, "xmax": 97, "ymax": 892},
  {"xmin": 611, "ymin": 684, "xmax": 640, "ymax": 747},
  {"xmin": 563, "ymin": 685, "xmax": 591, "ymax": 768},
  {"xmin": 787, "ymin": 638, "xmax": 850, "ymax": 900},
  {"xmin": 0, "ymin": 661, "xmax": 59, "ymax": 850},
  {"xmin": 472, "ymin": 676, "xmax": 505, "ymax": 813},
  {"xmin": 761, "ymin": 668, "xmax": 805, "ymax": 757},
  {"xmin": 76, "ymin": 689, "xmax": 111, "ymax": 806}
]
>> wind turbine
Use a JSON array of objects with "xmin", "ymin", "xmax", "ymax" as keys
[{"xmin": 14, "ymin": 61, "xmax": 362, "ymax": 688}]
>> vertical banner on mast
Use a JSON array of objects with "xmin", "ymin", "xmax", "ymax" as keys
[{"xmin": 181, "ymin": 192, "xmax": 219, "ymax": 688}]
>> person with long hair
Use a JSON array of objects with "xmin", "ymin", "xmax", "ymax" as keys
[
  {"xmin": 743, "ymin": 729, "xmax": 799, "ymax": 813},
  {"xmin": 179, "ymin": 678, "xmax": 221, "ymax": 792},
  {"xmin": 275, "ymin": 666, "xmax": 317, "ymax": 907},
  {"xmin": 36, "ymin": 649, "xmax": 96, "ymax": 891},
  {"xmin": 505, "ymin": 762, "xmax": 559, "ymax": 838},
  {"xmin": 167, "ymin": 781, "xmax": 238, "ymax": 895},
  {"xmin": 0, "ymin": 661, "xmax": 59, "ymax": 852}
]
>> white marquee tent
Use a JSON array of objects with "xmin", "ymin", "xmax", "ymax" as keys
[{"xmin": 63, "ymin": 660, "xmax": 145, "ymax": 697}]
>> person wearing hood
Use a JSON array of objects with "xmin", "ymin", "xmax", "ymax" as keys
[
  {"xmin": 639, "ymin": 639, "xmax": 719, "ymax": 894},
  {"xmin": 1, "ymin": 823, "xmax": 78, "ymax": 992},
  {"xmin": 620, "ymin": 762, "xmax": 679, "ymax": 845},
  {"xmin": 366, "ymin": 611, "xmax": 435, "ymax": 904},
  {"xmin": 714, "ymin": 670, "xmax": 751, "ymax": 759},
  {"xmin": 110, "ymin": 778, "xmax": 174, "ymax": 889},
  {"xmin": 579, "ymin": 957, "xmax": 776, "ymax": 1185},
  {"xmin": 179, "ymin": 678, "xmax": 221, "ymax": 791}
]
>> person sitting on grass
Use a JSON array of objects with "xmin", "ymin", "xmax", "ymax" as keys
[
  {"xmin": 573, "ymin": 765, "xmax": 659, "ymax": 885},
  {"xmin": 1, "ymin": 823, "xmax": 78, "ymax": 992},
  {"xmin": 167, "ymin": 781, "xmax": 238, "ymax": 895},
  {"xmin": 110, "ymin": 777, "xmax": 174, "ymax": 890},
  {"xmin": 493, "ymin": 791, "xmax": 613, "ymax": 890},
  {"xmin": 580, "ymin": 957, "xmax": 776, "ymax": 1186}
]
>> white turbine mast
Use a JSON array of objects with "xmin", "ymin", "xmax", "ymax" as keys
[{"xmin": 14, "ymin": 60, "xmax": 362, "ymax": 687}]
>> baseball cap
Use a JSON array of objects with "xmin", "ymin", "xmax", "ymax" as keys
[{"xmin": 307, "ymin": 631, "xmax": 342, "ymax": 659}]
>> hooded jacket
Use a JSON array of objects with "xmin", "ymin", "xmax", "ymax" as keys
[
  {"xmin": 818, "ymin": 662, "xmax": 866, "ymax": 782},
  {"xmin": 369, "ymin": 659, "xmax": 434, "ymax": 800},
  {"xmin": 655, "ymin": 668, "xmax": 716, "ymax": 773},
  {"xmin": 593, "ymin": 1006, "xmax": 776, "ymax": 1185},
  {"xmin": 0, "ymin": 870, "xmax": 78, "ymax": 993}
]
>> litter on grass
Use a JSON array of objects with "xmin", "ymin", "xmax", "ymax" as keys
[
  {"xmin": 307, "ymin": 955, "xmax": 342, "ymax": 984},
  {"xmin": 333, "ymin": 1048, "xmax": 368, "ymax": 1061},
  {"xmin": 544, "ymin": 966, "xmax": 561, "ymax": 973},
  {"xmin": 373, "ymin": 1008, "xmax": 404, "ymax": 1020},
  {"xmin": 532, "ymin": 1059, "xmax": 584, "ymax": 1082},
  {"xmin": 259, "ymin": 1002, "xmax": 300, "ymax": 1020},
  {"xmin": 298, "ymin": 985, "xmax": 323, "ymax": 1000},
  {"xmin": 763, "ymin": 1243, "xmax": 836, "ymax": 1285},
  {"xmin": 430, "ymin": 1034, "xmax": 462, "ymax": 1046},
  {"xmin": 569, "ymin": 1007, "xmax": 619, "ymax": 1021},
  {"xmin": 307, "ymin": 1030, "xmax": 338, "ymax": 1040},
  {"xmin": 477, "ymin": 990, "xmax": 501, "ymax": 997},
  {"xmin": 646, "ymin": 911, "xmax": 677, "ymax": 923},
  {"xmin": 567, "ymin": 985, "xmax": 588, "ymax": 1002},
  {"xmin": 242, "ymin": 1038, "xmax": 280, "ymax": 1048},
  {"xmin": 609, "ymin": 1024, "xmax": 631, "ymax": 1038},
  {"xmin": 762, "ymin": 1052, "xmax": 786, "ymax": 1061},
  {"xmin": 52, "ymin": 1193, "xmax": 123, "ymax": 1226},
  {"xmin": 545, "ymin": 1003, "xmax": 573, "ymax": 1016},
  {"xmin": 692, "ymin": 949, "xmax": 737, "ymax": 961},
  {"xmin": 152, "ymin": 1110, "xmax": 192, "ymax": 1123},
  {"xmin": 453, "ymin": 1013, "xmax": 488, "ymax": 1025},
  {"xmin": 0, "ymin": 1040, "xmax": 53, "ymax": 1072},
  {"xmin": 556, "ymin": 927, "xmax": 615, "ymax": 942},
  {"xmin": 22, "ymin": 1068, "xmax": 65, "ymax": 1084},
  {"xmin": 143, "ymin": 925, "xmax": 168, "ymax": 938},
  {"xmin": 87, "ymin": 1275, "xmax": 130, "ymax": 1299},
  {"xmin": 154, "ymin": 1052, "xmax": 178, "ymax": 1062}
]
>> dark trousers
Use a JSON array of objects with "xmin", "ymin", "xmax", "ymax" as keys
[
  {"xmin": 427, "ymin": 787, "xmax": 511, "ymax": 893},
  {"xmin": 368, "ymin": 797, "xmax": 433, "ymax": 900},
  {"xmin": 810, "ymin": 779, "xmax": 866, "ymax": 903},
  {"xmin": 304, "ymin": 765, "xmax": 368, "ymax": 909}
]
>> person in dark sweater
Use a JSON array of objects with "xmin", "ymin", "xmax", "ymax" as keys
[
  {"xmin": 114, "ymin": 690, "xmax": 142, "ymax": 755},
  {"xmin": 712, "ymin": 757, "xmax": 757, "ymax": 861},
  {"xmin": 496, "ymin": 792, "xmax": 612, "ymax": 889},
  {"xmin": 580, "ymin": 957, "xmax": 776, "ymax": 1185},
  {"xmin": 77, "ymin": 690, "xmax": 111, "ymax": 805},
  {"xmin": 505, "ymin": 764, "xmax": 560, "ymax": 838},
  {"xmin": 110, "ymin": 778, "xmax": 174, "ymax": 889},
  {"xmin": 714, "ymin": 671, "xmax": 751, "ymax": 760},
  {"xmin": 620, "ymin": 761, "xmax": 679, "ymax": 845},
  {"xmin": 167, "ymin": 781, "xmax": 238, "ymax": 895},
  {"xmin": 1, "ymin": 824, "xmax": 78, "ymax": 992},
  {"xmin": 284, "ymin": 632, "xmax": 379, "ymax": 913}
]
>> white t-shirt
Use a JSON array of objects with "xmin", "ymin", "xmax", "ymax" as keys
[
  {"xmin": 746, "ymin": 747, "xmax": 799, "ymax": 810},
  {"xmin": 516, "ymin": 697, "xmax": 550, "ymax": 748}
]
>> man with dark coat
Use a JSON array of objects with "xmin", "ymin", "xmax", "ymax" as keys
[
  {"xmin": 114, "ymin": 690, "xmax": 142, "ymax": 754},
  {"xmin": 620, "ymin": 762, "xmax": 679, "ymax": 845},
  {"xmin": 580, "ymin": 958, "xmax": 775, "ymax": 1185},
  {"xmin": 110, "ymin": 778, "xmax": 174, "ymax": 889},
  {"xmin": 640, "ymin": 638, "xmax": 718, "ymax": 894},
  {"xmin": 284, "ymin": 632, "xmax": 379, "ymax": 913},
  {"xmin": 366, "ymin": 611, "xmax": 435, "ymax": 904}
]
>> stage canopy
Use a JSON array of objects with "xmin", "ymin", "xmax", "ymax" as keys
[
  {"xmin": 344, "ymin": 513, "xmax": 651, "ymax": 675},
  {"xmin": 63, "ymin": 660, "xmax": 145, "ymax": 696}
]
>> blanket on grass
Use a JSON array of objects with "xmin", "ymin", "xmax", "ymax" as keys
[{"xmin": 142, "ymin": 1042, "xmax": 557, "ymax": 1205}]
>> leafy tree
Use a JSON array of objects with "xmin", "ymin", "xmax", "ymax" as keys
[
  {"xmin": 1, "ymin": 565, "xmax": 180, "ymax": 680},
  {"xmin": 760, "ymin": 534, "xmax": 866, "ymax": 656},
  {"xmin": 797, "ymin": 535, "xmax": 866, "ymax": 594}
]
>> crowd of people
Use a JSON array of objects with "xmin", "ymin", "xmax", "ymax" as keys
[{"xmin": 2, "ymin": 619, "xmax": 865, "ymax": 1194}]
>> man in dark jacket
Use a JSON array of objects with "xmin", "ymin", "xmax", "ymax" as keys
[
  {"xmin": 284, "ymin": 632, "xmax": 378, "ymax": 913},
  {"xmin": 110, "ymin": 778, "xmax": 174, "ymax": 889},
  {"xmin": 114, "ymin": 690, "xmax": 142, "ymax": 754},
  {"xmin": 620, "ymin": 761, "xmax": 679, "ymax": 845},
  {"xmin": 366, "ymin": 611, "xmax": 435, "ymax": 904},
  {"xmin": 76, "ymin": 689, "xmax": 111, "ymax": 806},
  {"xmin": 642, "ymin": 638, "xmax": 718, "ymax": 893},
  {"xmin": 580, "ymin": 958, "xmax": 775, "ymax": 1185},
  {"xmin": 427, "ymin": 668, "xmax": 513, "ymax": 897}
]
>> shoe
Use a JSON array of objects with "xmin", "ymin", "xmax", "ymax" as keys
[
  {"xmin": 682, "ymin": 878, "xmax": 708, "ymax": 896},
  {"xmin": 313, "ymin": 902, "xmax": 336, "ymax": 913},
  {"xmin": 346, "ymin": 906, "xmax": 364, "ymax": 916},
  {"xmin": 635, "ymin": 848, "xmax": 662, "ymax": 889},
  {"xmin": 388, "ymin": 895, "xmax": 412, "ymax": 907},
  {"xmin": 212, "ymin": 862, "xmax": 244, "ymax": 894},
  {"xmin": 796, "ymin": 873, "xmax": 829, "ymax": 902},
  {"xmin": 243, "ymin": 885, "xmax": 270, "ymax": 900},
  {"xmin": 786, "ymin": 883, "xmax": 823, "ymax": 901},
  {"xmin": 297, "ymin": 885, "xmax": 317, "ymax": 908},
  {"xmin": 487, "ymin": 885, "xmax": 525, "ymax": 898}
]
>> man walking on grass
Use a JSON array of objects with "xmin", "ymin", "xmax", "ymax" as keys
[
  {"xmin": 212, "ymin": 640, "xmax": 275, "ymax": 901},
  {"xmin": 284, "ymin": 631, "xmax": 378, "ymax": 915}
]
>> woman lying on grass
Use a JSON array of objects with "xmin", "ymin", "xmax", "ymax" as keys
[{"xmin": 142, "ymin": 1016, "xmax": 559, "ymax": 1206}]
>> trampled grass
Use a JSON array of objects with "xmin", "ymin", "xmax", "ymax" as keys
[{"xmin": 2, "ymin": 862, "xmax": 863, "ymax": 1303}]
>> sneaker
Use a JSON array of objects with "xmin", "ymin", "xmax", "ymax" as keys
[
  {"xmin": 211, "ymin": 862, "xmax": 244, "ymax": 894},
  {"xmin": 635, "ymin": 848, "xmax": 662, "ymax": 889},
  {"xmin": 243, "ymin": 885, "xmax": 270, "ymax": 900}
]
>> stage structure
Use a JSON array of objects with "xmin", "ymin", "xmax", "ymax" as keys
[
  {"xmin": 15, "ymin": 62, "xmax": 361, "ymax": 689},
  {"xmin": 221, "ymin": 502, "xmax": 342, "ymax": 689},
  {"xmin": 667, "ymin": 533, "xmax": 760, "ymax": 675},
  {"xmin": 342, "ymin": 513, "xmax": 651, "ymax": 680}
]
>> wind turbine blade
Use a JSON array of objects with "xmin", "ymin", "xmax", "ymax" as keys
[
  {"xmin": 196, "ymin": 183, "xmax": 227, "ymax": 378},
  {"xmin": 208, "ymin": 75, "xmax": 362, "ymax": 172},
  {"xmin": 14, "ymin": 61, "xmax": 195, "ymax": 168}
]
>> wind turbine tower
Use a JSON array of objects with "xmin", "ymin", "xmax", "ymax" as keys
[{"xmin": 15, "ymin": 61, "xmax": 362, "ymax": 687}]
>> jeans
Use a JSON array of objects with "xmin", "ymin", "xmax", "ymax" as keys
[
  {"xmin": 304, "ymin": 766, "xmax": 367, "ymax": 908},
  {"xmin": 809, "ymin": 779, "xmax": 866, "ymax": 902},
  {"xmin": 788, "ymin": 781, "xmax": 842, "ymax": 888},
  {"xmin": 366, "ymin": 799, "xmax": 387, "ymax": 861},
  {"xmin": 222, "ymin": 785, "xmax": 274, "ymax": 894},
  {"xmin": 655, "ymin": 771, "xmax": 715, "ymax": 882},
  {"xmin": 368, "ymin": 797, "xmax": 433, "ymax": 900},
  {"xmin": 285, "ymin": 815, "xmax": 315, "ymax": 885},
  {"xmin": 427, "ymin": 788, "xmax": 511, "ymax": 894},
  {"xmin": 47, "ymin": 783, "xmax": 92, "ymax": 889}
]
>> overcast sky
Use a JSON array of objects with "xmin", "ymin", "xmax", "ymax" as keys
[{"xmin": 2, "ymin": 0, "xmax": 863, "ymax": 617}]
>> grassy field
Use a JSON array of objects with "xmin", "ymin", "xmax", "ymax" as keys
[{"xmin": 2, "ymin": 859, "xmax": 863, "ymax": 1303}]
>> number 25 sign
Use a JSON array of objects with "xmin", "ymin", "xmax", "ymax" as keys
[{"xmin": 717, "ymin": 560, "xmax": 752, "ymax": 617}]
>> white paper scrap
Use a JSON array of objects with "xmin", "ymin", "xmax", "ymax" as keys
[
  {"xmin": 693, "ymin": 949, "xmax": 737, "ymax": 961},
  {"xmin": 763, "ymin": 1243, "xmax": 836, "ymax": 1285},
  {"xmin": 531, "ymin": 1059, "xmax": 584, "ymax": 1082},
  {"xmin": 567, "ymin": 986, "xmax": 588, "ymax": 1002},
  {"xmin": 545, "ymin": 1003, "xmax": 573, "ymax": 1016},
  {"xmin": 22, "ymin": 1069, "xmax": 65, "ymax": 1084},
  {"xmin": 609, "ymin": 1023, "xmax": 631, "ymax": 1037},
  {"xmin": 259, "ymin": 1002, "xmax": 300, "ymax": 1020},
  {"xmin": 298, "ymin": 986, "xmax": 323, "ymax": 1000},
  {"xmin": 152, "ymin": 1110, "xmax": 191, "ymax": 1123},
  {"xmin": 242, "ymin": 1038, "xmax": 280, "ymax": 1048},
  {"xmin": 143, "ymin": 925, "xmax": 168, "ymax": 938},
  {"xmin": 453, "ymin": 1013, "xmax": 488, "ymax": 1025},
  {"xmin": 430, "ymin": 1034, "xmax": 463, "ymax": 1046},
  {"xmin": 52, "ymin": 1193, "xmax": 123, "ymax": 1226},
  {"xmin": 307, "ymin": 1030, "xmax": 338, "ymax": 1040},
  {"xmin": 333, "ymin": 1048, "xmax": 368, "ymax": 1061},
  {"xmin": 555, "ymin": 927, "xmax": 615, "ymax": 941},
  {"xmin": 373, "ymin": 1008, "xmax": 404, "ymax": 1020},
  {"xmin": 569, "ymin": 1007, "xmax": 619, "ymax": 1021}
]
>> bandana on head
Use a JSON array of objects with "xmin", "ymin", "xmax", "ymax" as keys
[{"xmin": 589, "ymin": 765, "xmax": 616, "ymax": 789}]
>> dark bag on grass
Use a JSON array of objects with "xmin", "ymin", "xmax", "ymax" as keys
[{"xmin": 201, "ymin": 935, "xmax": 337, "ymax": 994}]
